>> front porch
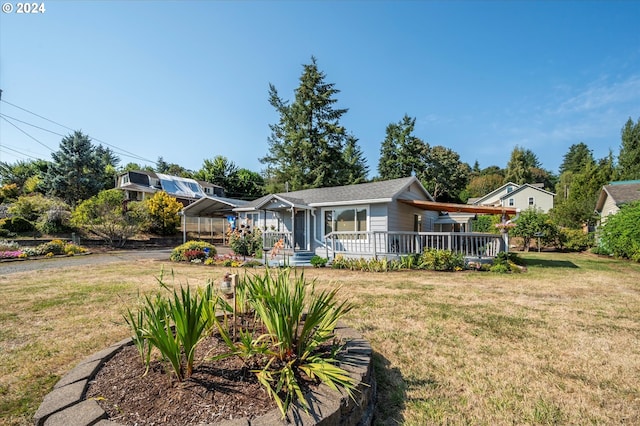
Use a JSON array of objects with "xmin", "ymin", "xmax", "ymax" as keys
[{"xmin": 263, "ymin": 230, "xmax": 506, "ymax": 260}]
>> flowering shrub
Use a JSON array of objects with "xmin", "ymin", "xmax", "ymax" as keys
[
  {"xmin": 0, "ymin": 240, "xmax": 86, "ymax": 259},
  {"xmin": 0, "ymin": 240, "xmax": 19, "ymax": 251},
  {"xmin": 0, "ymin": 250, "xmax": 24, "ymax": 259},
  {"xmin": 184, "ymin": 250, "xmax": 206, "ymax": 262},
  {"xmin": 494, "ymin": 222, "xmax": 516, "ymax": 232},
  {"xmin": 63, "ymin": 242, "xmax": 86, "ymax": 255},
  {"xmin": 228, "ymin": 226, "xmax": 262, "ymax": 258},
  {"xmin": 170, "ymin": 241, "xmax": 217, "ymax": 262},
  {"xmin": 40, "ymin": 239, "xmax": 66, "ymax": 255}
]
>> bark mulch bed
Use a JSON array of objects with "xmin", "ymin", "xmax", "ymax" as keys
[{"xmin": 86, "ymin": 333, "xmax": 280, "ymax": 425}]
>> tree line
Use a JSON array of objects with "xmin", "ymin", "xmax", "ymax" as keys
[{"xmin": 1, "ymin": 57, "xmax": 639, "ymax": 234}]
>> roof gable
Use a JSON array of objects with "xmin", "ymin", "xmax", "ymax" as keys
[
  {"xmin": 236, "ymin": 177, "xmax": 433, "ymax": 211},
  {"xmin": 596, "ymin": 182, "xmax": 640, "ymax": 211},
  {"xmin": 473, "ymin": 182, "xmax": 519, "ymax": 204},
  {"xmin": 499, "ymin": 184, "xmax": 555, "ymax": 200}
]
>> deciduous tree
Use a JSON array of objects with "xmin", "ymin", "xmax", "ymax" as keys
[
  {"xmin": 71, "ymin": 189, "xmax": 140, "ymax": 247},
  {"xmin": 421, "ymin": 145, "xmax": 470, "ymax": 202},
  {"xmin": 146, "ymin": 191, "xmax": 182, "ymax": 235}
]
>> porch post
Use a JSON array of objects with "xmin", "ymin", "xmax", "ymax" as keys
[
  {"xmin": 182, "ymin": 213, "xmax": 186, "ymax": 243},
  {"xmin": 291, "ymin": 208, "xmax": 295, "ymax": 252},
  {"xmin": 372, "ymin": 231, "xmax": 377, "ymax": 260}
]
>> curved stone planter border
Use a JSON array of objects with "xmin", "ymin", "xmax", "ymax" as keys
[{"xmin": 34, "ymin": 322, "xmax": 375, "ymax": 426}]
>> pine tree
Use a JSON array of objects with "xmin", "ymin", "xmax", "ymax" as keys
[
  {"xmin": 377, "ymin": 115, "xmax": 427, "ymax": 179},
  {"xmin": 504, "ymin": 146, "xmax": 534, "ymax": 184},
  {"xmin": 559, "ymin": 142, "xmax": 594, "ymax": 175},
  {"xmin": 618, "ymin": 117, "xmax": 640, "ymax": 180},
  {"xmin": 45, "ymin": 131, "xmax": 115, "ymax": 205},
  {"xmin": 261, "ymin": 57, "xmax": 362, "ymax": 190},
  {"xmin": 341, "ymin": 135, "xmax": 369, "ymax": 185}
]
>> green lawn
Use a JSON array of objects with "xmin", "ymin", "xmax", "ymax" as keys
[{"xmin": 1, "ymin": 252, "xmax": 639, "ymax": 425}]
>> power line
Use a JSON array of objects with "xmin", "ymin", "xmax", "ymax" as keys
[
  {"xmin": 0, "ymin": 113, "xmax": 66, "ymax": 138},
  {"xmin": 0, "ymin": 145, "xmax": 43, "ymax": 161},
  {"xmin": 0, "ymin": 98, "xmax": 155, "ymax": 164},
  {"xmin": 1, "ymin": 98, "xmax": 74, "ymax": 132},
  {"xmin": 0, "ymin": 115, "xmax": 54, "ymax": 151}
]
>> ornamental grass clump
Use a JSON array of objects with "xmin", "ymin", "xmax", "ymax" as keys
[
  {"xmin": 123, "ymin": 268, "xmax": 355, "ymax": 417},
  {"xmin": 124, "ymin": 270, "xmax": 215, "ymax": 381},
  {"xmin": 213, "ymin": 268, "xmax": 356, "ymax": 418}
]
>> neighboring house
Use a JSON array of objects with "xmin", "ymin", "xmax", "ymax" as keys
[
  {"xmin": 469, "ymin": 182, "xmax": 555, "ymax": 213},
  {"xmin": 117, "ymin": 170, "xmax": 224, "ymax": 205},
  {"xmin": 181, "ymin": 176, "xmax": 517, "ymax": 260},
  {"xmin": 595, "ymin": 180, "xmax": 640, "ymax": 226}
]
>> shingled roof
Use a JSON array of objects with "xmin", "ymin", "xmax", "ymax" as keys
[
  {"xmin": 236, "ymin": 176, "xmax": 432, "ymax": 210},
  {"xmin": 595, "ymin": 181, "xmax": 640, "ymax": 212}
]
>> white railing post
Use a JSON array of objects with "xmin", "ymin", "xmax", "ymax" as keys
[{"xmin": 372, "ymin": 232, "xmax": 377, "ymax": 259}]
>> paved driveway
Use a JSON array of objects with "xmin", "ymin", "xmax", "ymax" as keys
[{"xmin": 0, "ymin": 249, "xmax": 173, "ymax": 275}]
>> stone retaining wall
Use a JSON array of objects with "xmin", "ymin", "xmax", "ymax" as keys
[{"xmin": 34, "ymin": 323, "xmax": 375, "ymax": 426}]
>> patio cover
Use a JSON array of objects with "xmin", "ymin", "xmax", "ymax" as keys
[
  {"xmin": 399, "ymin": 199, "xmax": 518, "ymax": 217},
  {"xmin": 181, "ymin": 196, "xmax": 250, "ymax": 218}
]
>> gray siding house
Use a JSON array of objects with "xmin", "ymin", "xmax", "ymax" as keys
[{"xmin": 229, "ymin": 177, "xmax": 509, "ymax": 260}]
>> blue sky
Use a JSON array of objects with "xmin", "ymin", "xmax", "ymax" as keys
[{"xmin": 1, "ymin": 1, "xmax": 639, "ymax": 178}]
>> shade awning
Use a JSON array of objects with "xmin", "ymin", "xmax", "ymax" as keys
[
  {"xmin": 399, "ymin": 199, "xmax": 518, "ymax": 217},
  {"xmin": 181, "ymin": 196, "xmax": 249, "ymax": 218}
]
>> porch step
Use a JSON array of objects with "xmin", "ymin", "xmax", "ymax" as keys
[{"xmin": 287, "ymin": 251, "xmax": 316, "ymax": 266}]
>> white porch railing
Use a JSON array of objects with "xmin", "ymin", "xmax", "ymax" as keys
[
  {"xmin": 324, "ymin": 231, "xmax": 504, "ymax": 259},
  {"xmin": 263, "ymin": 232, "xmax": 293, "ymax": 250}
]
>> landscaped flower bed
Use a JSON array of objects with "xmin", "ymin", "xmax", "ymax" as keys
[
  {"xmin": 170, "ymin": 240, "xmax": 263, "ymax": 267},
  {"xmin": 0, "ymin": 239, "xmax": 87, "ymax": 260}
]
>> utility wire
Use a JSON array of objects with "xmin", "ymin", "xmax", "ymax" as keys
[
  {"xmin": 0, "ymin": 113, "xmax": 67, "ymax": 138},
  {"xmin": 0, "ymin": 99, "xmax": 155, "ymax": 163},
  {"xmin": 0, "ymin": 145, "xmax": 43, "ymax": 161},
  {"xmin": 0, "ymin": 115, "xmax": 54, "ymax": 151}
]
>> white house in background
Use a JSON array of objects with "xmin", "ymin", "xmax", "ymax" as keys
[
  {"xmin": 595, "ymin": 180, "xmax": 640, "ymax": 226},
  {"xmin": 468, "ymin": 182, "xmax": 555, "ymax": 213}
]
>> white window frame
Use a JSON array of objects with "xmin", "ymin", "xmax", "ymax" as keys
[
  {"xmin": 322, "ymin": 205, "xmax": 369, "ymax": 237},
  {"xmin": 508, "ymin": 198, "xmax": 515, "ymax": 207},
  {"xmin": 528, "ymin": 196, "xmax": 535, "ymax": 206},
  {"xmin": 244, "ymin": 212, "xmax": 260, "ymax": 229}
]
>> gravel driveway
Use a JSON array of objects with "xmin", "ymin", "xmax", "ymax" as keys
[{"xmin": 0, "ymin": 249, "xmax": 173, "ymax": 275}]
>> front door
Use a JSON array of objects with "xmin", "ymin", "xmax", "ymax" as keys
[{"xmin": 294, "ymin": 210, "xmax": 306, "ymax": 251}]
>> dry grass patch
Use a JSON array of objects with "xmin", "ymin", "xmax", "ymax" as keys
[{"xmin": 1, "ymin": 253, "xmax": 640, "ymax": 425}]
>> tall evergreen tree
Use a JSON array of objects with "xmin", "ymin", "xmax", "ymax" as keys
[
  {"xmin": 551, "ymin": 155, "xmax": 614, "ymax": 228},
  {"xmin": 341, "ymin": 135, "xmax": 369, "ymax": 185},
  {"xmin": 45, "ymin": 131, "xmax": 115, "ymax": 205},
  {"xmin": 617, "ymin": 117, "xmax": 640, "ymax": 180},
  {"xmin": 261, "ymin": 57, "xmax": 361, "ymax": 190},
  {"xmin": 559, "ymin": 142, "xmax": 595, "ymax": 175},
  {"xmin": 504, "ymin": 146, "xmax": 535, "ymax": 184},
  {"xmin": 378, "ymin": 115, "xmax": 427, "ymax": 179}
]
